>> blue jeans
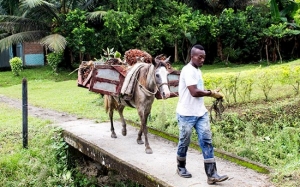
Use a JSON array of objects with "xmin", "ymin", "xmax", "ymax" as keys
[{"xmin": 176, "ymin": 112, "xmax": 214, "ymax": 159}]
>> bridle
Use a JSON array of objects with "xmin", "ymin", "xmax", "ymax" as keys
[{"xmin": 137, "ymin": 62, "xmax": 169, "ymax": 97}]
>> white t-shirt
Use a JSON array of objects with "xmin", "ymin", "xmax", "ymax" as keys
[{"xmin": 176, "ymin": 63, "xmax": 207, "ymax": 117}]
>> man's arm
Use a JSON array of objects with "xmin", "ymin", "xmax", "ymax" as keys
[
  {"xmin": 188, "ymin": 85, "xmax": 224, "ymax": 99},
  {"xmin": 187, "ymin": 85, "xmax": 211, "ymax": 97}
]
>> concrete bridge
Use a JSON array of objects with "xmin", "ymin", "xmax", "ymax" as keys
[{"xmin": 57, "ymin": 119, "xmax": 273, "ymax": 187}]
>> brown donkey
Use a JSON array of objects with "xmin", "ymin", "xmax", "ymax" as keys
[{"xmin": 104, "ymin": 56, "xmax": 171, "ymax": 154}]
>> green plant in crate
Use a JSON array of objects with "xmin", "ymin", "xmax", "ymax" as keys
[
  {"xmin": 9, "ymin": 57, "xmax": 23, "ymax": 76},
  {"xmin": 47, "ymin": 52, "xmax": 63, "ymax": 73}
]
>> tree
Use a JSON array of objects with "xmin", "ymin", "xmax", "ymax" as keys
[
  {"xmin": 57, "ymin": 9, "xmax": 97, "ymax": 63},
  {"xmin": 0, "ymin": 0, "xmax": 20, "ymax": 15},
  {"xmin": 0, "ymin": 0, "xmax": 103, "ymax": 68},
  {"xmin": 263, "ymin": 23, "xmax": 300, "ymax": 63},
  {"xmin": 0, "ymin": 0, "xmax": 66, "ymax": 53}
]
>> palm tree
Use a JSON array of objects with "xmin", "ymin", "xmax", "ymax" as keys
[
  {"xmin": 0, "ymin": 0, "xmax": 106, "ymax": 68},
  {"xmin": 0, "ymin": 0, "xmax": 20, "ymax": 15},
  {"xmin": 0, "ymin": 0, "xmax": 67, "ymax": 53},
  {"xmin": 0, "ymin": 0, "xmax": 101, "ymax": 53}
]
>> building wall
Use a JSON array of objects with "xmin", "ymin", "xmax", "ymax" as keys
[
  {"xmin": 0, "ymin": 48, "xmax": 11, "ymax": 68},
  {"xmin": 23, "ymin": 42, "xmax": 44, "ymax": 66}
]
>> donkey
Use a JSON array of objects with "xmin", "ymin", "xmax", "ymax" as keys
[{"xmin": 104, "ymin": 55, "xmax": 171, "ymax": 154}]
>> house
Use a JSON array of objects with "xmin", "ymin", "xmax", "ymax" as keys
[{"xmin": 0, "ymin": 42, "xmax": 44, "ymax": 68}]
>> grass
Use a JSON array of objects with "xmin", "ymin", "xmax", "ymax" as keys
[
  {"xmin": 0, "ymin": 103, "xmax": 65, "ymax": 186},
  {"xmin": 1, "ymin": 62, "xmax": 300, "ymax": 187}
]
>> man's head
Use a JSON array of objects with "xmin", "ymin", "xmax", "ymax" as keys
[{"xmin": 190, "ymin": 44, "xmax": 206, "ymax": 68}]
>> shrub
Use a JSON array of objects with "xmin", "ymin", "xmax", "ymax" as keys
[
  {"xmin": 9, "ymin": 57, "xmax": 23, "ymax": 76},
  {"xmin": 47, "ymin": 52, "xmax": 63, "ymax": 73}
]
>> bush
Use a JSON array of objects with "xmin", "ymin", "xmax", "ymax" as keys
[
  {"xmin": 9, "ymin": 57, "xmax": 23, "ymax": 76},
  {"xmin": 47, "ymin": 52, "xmax": 63, "ymax": 73}
]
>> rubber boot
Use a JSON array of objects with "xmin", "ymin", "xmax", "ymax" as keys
[
  {"xmin": 204, "ymin": 162, "xmax": 228, "ymax": 185},
  {"xmin": 177, "ymin": 157, "xmax": 192, "ymax": 178}
]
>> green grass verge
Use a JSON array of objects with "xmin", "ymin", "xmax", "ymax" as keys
[{"xmin": 0, "ymin": 103, "xmax": 71, "ymax": 186}]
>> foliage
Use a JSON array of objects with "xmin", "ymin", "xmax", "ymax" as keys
[
  {"xmin": 217, "ymin": 6, "xmax": 271, "ymax": 63},
  {"xmin": 0, "ymin": 105, "xmax": 97, "ymax": 187},
  {"xmin": 9, "ymin": 57, "xmax": 23, "ymax": 76},
  {"xmin": 46, "ymin": 52, "xmax": 64, "ymax": 73},
  {"xmin": 263, "ymin": 22, "xmax": 300, "ymax": 63},
  {"xmin": 270, "ymin": 0, "xmax": 299, "ymax": 23},
  {"xmin": 280, "ymin": 65, "xmax": 300, "ymax": 95},
  {"xmin": 58, "ymin": 9, "xmax": 97, "ymax": 63},
  {"xmin": 102, "ymin": 47, "xmax": 117, "ymax": 61},
  {"xmin": 100, "ymin": 0, "xmax": 209, "ymax": 58},
  {"xmin": 0, "ymin": 0, "xmax": 67, "ymax": 52},
  {"xmin": 214, "ymin": 98, "xmax": 300, "ymax": 167}
]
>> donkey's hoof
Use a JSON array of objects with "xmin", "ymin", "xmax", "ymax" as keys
[
  {"xmin": 145, "ymin": 148, "xmax": 153, "ymax": 154},
  {"xmin": 122, "ymin": 130, "xmax": 127, "ymax": 136},
  {"xmin": 111, "ymin": 133, "xmax": 117, "ymax": 138},
  {"xmin": 137, "ymin": 139, "xmax": 144, "ymax": 144}
]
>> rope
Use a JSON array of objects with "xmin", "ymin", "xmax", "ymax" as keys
[
  {"xmin": 138, "ymin": 83, "xmax": 158, "ymax": 96},
  {"xmin": 136, "ymin": 64, "xmax": 159, "ymax": 96},
  {"xmin": 209, "ymin": 98, "xmax": 225, "ymax": 124}
]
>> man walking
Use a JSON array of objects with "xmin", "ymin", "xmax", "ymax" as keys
[{"xmin": 175, "ymin": 44, "xmax": 228, "ymax": 184}]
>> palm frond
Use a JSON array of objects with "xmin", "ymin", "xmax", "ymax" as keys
[
  {"xmin": 0, "ymin": 32, "xmax": 9, "ymax": 39},
  {"xmin": 0, "ymin": 15, "xmax": 50, "ymax": 33},
  {"xmin": 82, "ymin": 0, "xmax": 100, "ymax": 10},
  {"xmin": 87, "ymin": 10, "xmax": 107, "ymax": 21},
  {"xmin": 0, "ymin": 30, "xmax": 47, "ymax": 52},
  {"xmin": 20, "ymin": 0, "xmax": 55, "ymax": 9},
  {"xmin": 39, "ymin": 34, "xmax": 67, "ymax": 52},
  {"xmin": 0, "ymin": 6, "xmax": 6, "ymax": 15},
  {"xmin": 20, "ymin": 0, "xmax": 60, "ymax": 22},
  {"xmin": 270, "ymin": 0, "xmax": 280, "ymax": 22}
]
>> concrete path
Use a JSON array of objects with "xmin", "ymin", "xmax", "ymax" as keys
[{"xmin": 56, "ymin": 119, "xmax": 273, "ymax": 187}]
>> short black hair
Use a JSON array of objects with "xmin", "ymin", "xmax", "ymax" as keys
[
  {"xmin": 190, "ymin": 44, "xmax": 205, "ymax": 56},
  {"xmin": 192, "ymin": 44, "xmax": 204, "ymax": 50}
]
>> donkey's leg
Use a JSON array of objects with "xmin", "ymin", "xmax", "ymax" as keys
[
  {"xmin": 117, "ymin": 105, "xmax": 127, "ymax": 136},
  {"xmin": 142, "ymin": 117, "xmax": 152, "ymax": 154},
  {"xmin": 138, "ymin": 109, "xmax": 152, "ymax": 154},
  {"xmin": 107, "ymin": 97, "xmax": 117, "ymax": 138},
  {"xmin": 137, "ymin": 122, "xmax": 144, "ymax": 145},
  {"xmin": 109, "ymin": 108, "xmax": 117, "ymax": 138}
]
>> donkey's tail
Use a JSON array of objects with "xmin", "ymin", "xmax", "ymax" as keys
[
  {"xmin": 104, "ymin": 95, "xmax": 110, "ymax": 113},
  {"xmin": 104, "ymin": 95, "xmax": 118, "ymax": 113}
]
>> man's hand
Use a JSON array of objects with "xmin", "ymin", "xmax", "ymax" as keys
[{"xmin": 209, "ymin": 89, "xmax": 224, "ymax": 99}]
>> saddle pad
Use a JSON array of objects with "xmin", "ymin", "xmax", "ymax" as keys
[{"xmin": 121, "ymin": 63, "xmax": 147, "ymax": 100}]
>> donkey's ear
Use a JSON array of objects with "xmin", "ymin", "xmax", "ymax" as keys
[
  {"xmin": 164, "ymin": 56, "xmax": 171, "ymax": 63},
  {"xmin": 154, "ymin": 54, "xmax": 163, "ymax": 63},
  {"xmin": 136, "ymin": 56, "xmax": 145, "ymax": 63}
]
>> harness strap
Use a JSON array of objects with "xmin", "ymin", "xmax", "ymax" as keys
[
  {"xmin": 138, "ymin": 83, "xmax": 158, "ymax": 96},
  {"xmin": 124, "ymin": 99, "xmax": 135, "ymax": 108}
]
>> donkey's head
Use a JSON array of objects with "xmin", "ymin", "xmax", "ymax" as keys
[{"xmin": 153, "ymin": 55, "xmax": 171, "ymax": 99}]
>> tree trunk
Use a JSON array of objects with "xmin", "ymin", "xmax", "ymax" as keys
[
  {"xmin": 174, "ymin": 40, "xmax": 178, "ymax": 63},
  {"xmin": 275, "ymin": 38, "xmax": 282, "ymax": 63},
  {"xmin": 217, "ymin": 37, "xmax": 224, "ymax": 61},
  {"xmin": 63, "ymin": 47, "xmax": 73, "ymax": 69},
  {"xmin": 265, "ymin": 44, "xmax": 269, "ymax": 66}
]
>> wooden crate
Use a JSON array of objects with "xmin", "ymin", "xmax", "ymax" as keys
[
  {"xmin": 77, "ymin": 61, "xmax": 94, "ymax": 88},
  {"xmin": 155, "ymin": 70, "xmax": 180, "ymax": 99},
  {"xmin": 87, "ymin": 63, "xmax": 180, "ymax": 99},
  {"xmin": 89, "ymin": 65, "xmax": 127, "ymax": 96}
]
